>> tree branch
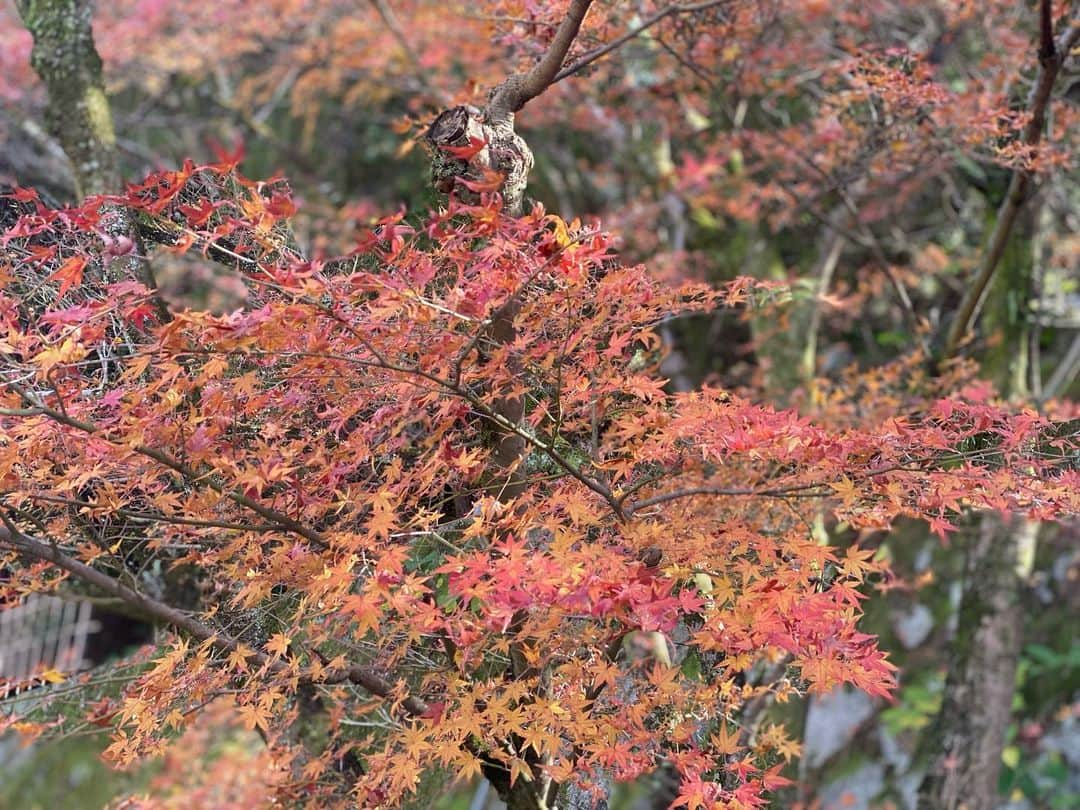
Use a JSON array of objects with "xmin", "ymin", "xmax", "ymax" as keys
[
  {"xmin": 0, "ymin": 519, "xmax": 430, "ymax": 716},
  {"xmin": 7, "ymin": 384, "xmax": 330, "ymax": 550},
  {"xmin": 368, "ymin": 0, "xmax": 451, "ymax": 107},
  {"xmin": 553, "ymin": 0, "xmax": 728, "ymax": 84},
  {"xmin": 943, "ymin": 9, "xmax": 1079, "ymax": 359},
  {"xmin": 489, "ymin": 0, "xmax": 596, "ymax": 115}
]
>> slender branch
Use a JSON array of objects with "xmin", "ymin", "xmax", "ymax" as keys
[
  {"xmin": 625, "ymin": 483, "xmax": 829, "ymax": 515},
  {"xmin": 770, "ymin": 153, "xmax": 924, "ymax": 345},
  {"xmin": 7, "ymin": 384, "xmax": 330, "ymax": 550},
  {"xmin": 553, "ymin": 0, "xmax": 728, "ymax": 84},
  {"xmin": 1041, "ymin": 331, "xmax": 1080, "ymax": 403},
  {"xmin": 451, "ymin": 234, "xmax": 586, "ymax": 386},
  {"xmin": 24, "ymin": 493, "xmax": 279, "ymax": 533},
  {"xmin": 943, "ymin": 11, "xmax": 1079, "ymax": 359},
  {"xmin": 735, "ymin": 654, "xmax": 793, "ymax": 749},
  {"xmin": 174, "ymin": 343, "xmax": 629, "ymax": 519},
  {"xmin": 801, "ymin": 232, "xmax": 845, "ymax": 385},
  {"xmin": 0, "ymin": 521, "xmax": 238, "ymax": 649},
  {"xmin": 622, "ymin": 459, "xmax": 960, "ymax": 516},
  {"xmin": 489, "ymin": 0, "xmax": 595, "ymax": 114},
  {"xmin": 319, "ymin": 664, "xmax": 429, "ymax": 717},
  {"xmin": 0, "ymin": 520, "xmax": 429, "ymax": 716},
  {"xmin": 832, "ymin": 185, "xmax": 924, "ymax": 347}
]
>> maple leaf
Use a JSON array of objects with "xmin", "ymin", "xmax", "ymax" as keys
[
  {"xmin": 178, "ymin": 198, "xmax": 219, "ymax": 227},
  {"xmin": 441, "ymin": 136, "xmax": 488, "ymax": 160},
  {"xmin": 3, "ymin": 9, "xmax": 1077, "ymax": 798},
  {"xmin": 454, "ymin": 752, "xmax": 484, "ymax": 782},
  {"xmin": 208, "ymin": 135, "xmax": 247, "ymax": 168},
  {"xmin": 830, "ymin": 475, "xmax": 859, "ymax": 507},
  {"xmin": 760, "ymin": 763, "xmax": 794, "ymax": 790},
  {"xmin": 507, "ymin": 756, "xmax": 534, "ymax": 787},
  {"xmin": 265, "ymin": 632, "xmax": 291, "ymax": 658},
  {"xmin": 33, "ymin": 336, "xmax": 88, "ymax": 371},
  {"xmin": 709, "ymin": 722, "xmax": 742, "ymax": 757},
  {"xmin": 928, "ymin": 514, "xmax": 959, "ymax": 543},
  {"xmin": 227, "ymin": 644, "xmax": 256, "ymax": 672},
  {"xmin": 366, "ymin": 489, "xmax": 398, "ymax": 539},
  {"xmin": 237, "ymin": 701, "xmax": 271, "ymax": 732},
  {"xmin": 48, "ymin": 255, "xmax": 86, "ymax": 298},
  {"xmin": 458, "ymin": 169, "xmax": 505, "ymax": 193}
]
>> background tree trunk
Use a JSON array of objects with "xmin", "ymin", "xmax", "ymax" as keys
[
  {"xmin": 14, "ymin": 0, "xmax": 119, "ymax": 198},
  {"xmin": 918, "ymin": 515, "xmax": 1038, "ymax": 809},
  {"xmin": 15, "ymin": 0, "xmax": 165, "ymax": 310}
]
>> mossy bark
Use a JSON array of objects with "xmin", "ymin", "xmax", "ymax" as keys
[
  {"xmin": 919, "ymin": 50, "xmax": 1052, "ymax": 801},
  {"xmin": 15, "ymin": 0, "xmax": 166, "ymax": 313},
  {"xmin": 917, "ymin": 515, "xmax": 1037, "ymax": 809},
  {"xmin": 15, "ymin": 0, "xmax": 118, "ymax": 198},
  {"xmin": 919, "ymin": 199, "xmax": 1039, "ymax": 809}
]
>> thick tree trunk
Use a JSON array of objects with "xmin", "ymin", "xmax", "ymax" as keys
[
  {"xmin": 917, "ymin": 514, "xmax": 1037, "ymax": 809},
  {"xmin": 15, "ymin": 0, "xmax": 166, "ymax": 313},
  {"xmin": 425, "ymin": 103, "xmax": 534, "ymax": 216},
  {"xmin": 14, "ymin": 0, "xmax": 118, "ymax": 198},
  {"xmin": 920, "ymin": 10, "xmax": 1074, "ymax": 804}
]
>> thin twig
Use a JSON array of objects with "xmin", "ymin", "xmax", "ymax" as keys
[
  {"xmin": 490, "ymin": 0, "xmax": 595, "ymax": 114},
  {"xmin": 6, "ymin": 383, "xmax": 330, "ymax": 550},
  {"xmin": 0, "ymin": 520, "xmax": 430, "ymax": 716},
  {"xmin": 943, "ymin": 11, "xmax": 1080, "ymax": 358},
  {"xmin": 368, "ymin": 0, "xmax": 451, "ymax": 107},
  {"xmin": 553, "ymin": 1, "xmax": 728, "ymax": 84}
]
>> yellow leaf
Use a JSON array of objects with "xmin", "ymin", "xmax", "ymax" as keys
[
  {"xmin": 508, "ymin": 757, "xmax": 533, "ymax": 786},
  {"xmin": 227, "ymin": 644, "xmax": 255, "ymax": 672},
  {"xmin": 454, "ymin": 753, "xmax": 484, "ymax": 782},
  {"xmin": 163, "ymin": 709, "xmax": 186, "ymax": 729},
  {"xmin": 266, "ymin": 632, "xmax": 291, "ymax": 658},
  {"xmin": 830, "ymin": 475, "xmax": 859, "ymax": 507}
]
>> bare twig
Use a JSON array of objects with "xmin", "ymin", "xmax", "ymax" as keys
[
  {"xmin": 625, "ymin": 483, "xmax": 830, "ymax": 515},
  {"xmin": 23, "ymin": 493, "xmax": 279, "ymax": 533},
  {"xmin": 6, "ymin": 384, "xmax": 330, "ymax": 550},
  {"xmin": 553, "ymin": 0, "xmax": 728, "ymax": 84},
  {"xmin": 802, "ymin": 232, "xmax": 845, "ymax": 385},
  {"xmin": 1041, "ymin": 331, "xmax": 1080, "ymax": 402},
  {"xmin": 368, "ymin": 0, "xmax": 451, "ymax": 107}
]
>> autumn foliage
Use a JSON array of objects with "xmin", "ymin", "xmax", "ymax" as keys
[
  {"xmin": 1, "ymin": 1, "xmax": 1079, "ymax": 808},
  {"xmin": 0, "ymin": 153, "xmax": 1075, "ymax": 808}
]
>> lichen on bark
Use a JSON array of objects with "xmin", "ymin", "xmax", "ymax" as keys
[
  {"xmin": 15, "ymin": 0, "xmax": 166, "ymax": 312},
  {"xmin": 15, "ymin": 0, "xmax": 118, "ymax": 198},
  {"xmin": 916, "ymin": 515, "xmax": 1037, "ymax": 809},
  {"xmin": 424, "ymin": 97, "xmax": 534, "ymax": 217}
]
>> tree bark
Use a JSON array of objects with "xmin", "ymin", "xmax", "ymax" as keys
[
  {"xmin": 942, "ymin": 11, "xmax": 1079, "ymax": 357},
  {"xmin": 920, "ymin": 8, "xmax": 1075, "ymax": 807},
  {"xmin": 917, "ymin": 515, "xmax": 1037, "ymax": 809},
  {"xmin": 14, "ymin": 0, "xmax": 118, "ymax": 198},
  {"xmin": 15, "ymin": 0, "xmax": 167, "ymax": 316}
]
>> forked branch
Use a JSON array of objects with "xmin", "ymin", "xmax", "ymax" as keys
[
  {"xmin": 487, "ymin": 0, "xmax": 595, "ymax": 116},
  {"xmin": 553, "ymin": 0, "xmax": 728, "ymax": 84},
  {"xmin": 0, "ymin": 519, "xmax": 430, "ymax": 716},
  {"xmin": 943, "ymin": 5, "xmax": 1079, "ymax": 359}
]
